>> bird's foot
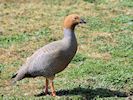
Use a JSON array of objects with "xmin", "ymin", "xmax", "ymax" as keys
[
  {"xmin": 51, "ymin": 91, "xmax": 56, "ymax": 97},
  {"xmin": 44, "ymin": 90, "xmax": 49, "ymax": 95}
]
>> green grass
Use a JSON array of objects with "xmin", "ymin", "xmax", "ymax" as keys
[
  {"xmin": 0, "ymin": 0, "xmax": 133, "ymax": 99},
  {"xmin": 0, "ymin": 28, "xmax": 50, "ymax": 48}
]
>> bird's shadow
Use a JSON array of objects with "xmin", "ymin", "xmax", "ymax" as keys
[{"xmin": 35, "ymin": 86, "xmax": 128, "ymax": 99}]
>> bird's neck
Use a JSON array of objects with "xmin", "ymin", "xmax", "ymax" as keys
[
  {"xmin": 63, "ymin": 28, "xmax": 77, "ymax": 55},
  {"xmin": 63, "ymin": 28, "xmax": 75, "ymax": 39}
]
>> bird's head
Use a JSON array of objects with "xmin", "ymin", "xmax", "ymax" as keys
[{"xmin": 63, "ymin": 14, "xmax": 86, "ymax": 30}]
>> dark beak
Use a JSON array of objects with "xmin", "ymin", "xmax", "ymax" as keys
[{"xmin": 79, "ymin": 18, "xmax": 86, "ymax": 24}]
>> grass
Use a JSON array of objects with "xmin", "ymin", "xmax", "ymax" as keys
[
  {"xmin": 0, "ymin": 28, "xmax": 50, "ymax": 48},
  {"xmin": 0, "ymin": 0, "xmax": 133, "ymax": 99}
]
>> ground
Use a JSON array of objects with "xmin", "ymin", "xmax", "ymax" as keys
[{"xmin": 0, "ymin": 0, "xmax": 133, "ymax": 99}]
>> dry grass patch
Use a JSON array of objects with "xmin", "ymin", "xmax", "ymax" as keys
[{"xmin": 88, "ymin": 52, "xmax": 111, "ymax": 60}]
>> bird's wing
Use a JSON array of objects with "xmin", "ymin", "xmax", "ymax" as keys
[{"xmin": 25, "ymin": 40, "xmax": 65, "ymax": 76}]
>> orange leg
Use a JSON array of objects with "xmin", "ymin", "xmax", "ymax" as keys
[
  {"xmin": 49, "ymin": 78, "xmax": 56, "ymax": 96},
  {"xmin": 44, "ymin": 78, "xmax": 49, "ymax": 94}
]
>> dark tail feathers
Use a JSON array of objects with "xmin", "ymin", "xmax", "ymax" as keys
[{"xmin": 11, "ymin": 73, "xmax": 17, "ymax": 79}]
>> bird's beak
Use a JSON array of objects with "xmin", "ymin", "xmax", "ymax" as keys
[{"xmin": 79, "ymin": 18, "xmax": 86, "ymax": 24}]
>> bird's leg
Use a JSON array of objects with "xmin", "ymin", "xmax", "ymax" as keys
[
  {"xmin": 44, "ymin": 78, "xmax": 49, "ymax": 95},
  {"xmin": 49, "ymin": 77, "xmax": 56, "ymax": 96},
  {"xmin": 50, "ymin": 80, "xmax": 56, "ymax": 96}
]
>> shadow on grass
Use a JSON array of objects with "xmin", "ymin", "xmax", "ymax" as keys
[
  {"xmin": 36, "ymin": 86, "xmax": 128, "ymax": 99},
  {"xmin": 56, "ymin": 87, "xmax": 128, "ymax": 99}
]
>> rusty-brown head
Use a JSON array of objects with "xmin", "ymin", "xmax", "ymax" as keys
[{"xmin": 63, "ymin": 14, "xmax": 86, "ymax": 30}]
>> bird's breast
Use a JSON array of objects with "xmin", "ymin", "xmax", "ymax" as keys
[{"xmin": 62, "ymin": 38, "xmax": 77, "ymax": 59}]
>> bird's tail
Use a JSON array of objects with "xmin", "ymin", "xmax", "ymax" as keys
[
  {"xmin": 11, "ymin": 73, "xmax": 18, "ymax": 85},
  {"xmin": 11, "ymin": 65, "xmax": 28, "ymax": 85},
  {"xmin": 11, "ymin": 73, "xmax": 17, "ymax": 79}
]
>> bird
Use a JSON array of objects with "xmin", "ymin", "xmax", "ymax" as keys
[{"xmin": 11, "ymin": 14, "xmax": 86, "ymax": 96}]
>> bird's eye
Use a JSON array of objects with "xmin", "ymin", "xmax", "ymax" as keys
[
  {"xmin": 74, "ymin": 17, "xmax": 78, "ymax": 20},
  {"xmin": 74, "ymin": 17, "xmax": 77, "ymax": 20}
]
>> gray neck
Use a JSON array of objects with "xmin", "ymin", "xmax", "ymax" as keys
[
  {"xmin": 63, "ymin": 28, "xmax": 76, "ymax": 39},
  {"xmin": 62, "ymin": 28, "xmax": 77, "ymax": 55}
]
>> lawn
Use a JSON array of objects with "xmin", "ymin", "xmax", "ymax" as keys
[{"xmin": 0, "ymin": 0, "xmax": 133, "ymax": 99}]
